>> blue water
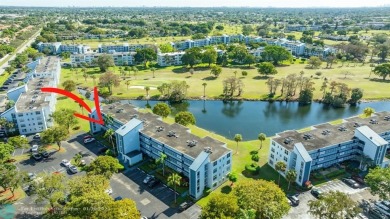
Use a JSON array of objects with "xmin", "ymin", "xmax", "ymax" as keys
[{"xmin": 125, "ymin": 100, "xmax": 390, "ymax": 140}]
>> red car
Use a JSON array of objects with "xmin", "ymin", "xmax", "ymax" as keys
[{"xmin": 83, "ymin": 135, "xmax": 92, "ymax": 139}]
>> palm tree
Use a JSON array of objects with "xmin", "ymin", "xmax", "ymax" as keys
[
  {"xmin": 74, "ymin": 68, "xmax": 79, "ymax": 80},
  {"xmin": 233, "ymin": 70, "xmax": 238, "ymax": 78},
  {"xmin": 125, "ymin": 80, "xmax": 131, "ymax": 90},
  {"xmin": 74, "ymin": 153, "xmax": 82, "ymax": 166},
  {"xmin": 359, "ymin": 154, "xmax": 373, "ymax": 171},
  {"xmin": 202, "ymin": 83, "xmax": 207, "ymax": 98},
  {"xmin": 275, "ymin": 161, "xmax": 287, "ymax": 186},
  {"xmin": 144, "ymin": 86, "xmax": 150, "ymax": 97},
  {"xmin": 103, "ymin": 128, "xmax": 116, "ymax": 155},
  {"xmin": 258, "ymin": 133, "xmax": 266, "ymax": 150},
  {"xmin": 83, "ymin": 73, "xmax": 88, "ymax": 82},
  {"xmin": 167, "ymin": 173, "xmax": 182, "ymax": 204},
  {"xmin": 156, "ymin": 153, "xmax": 167, "ymax": 176},
  {"xmin": 234, "ymin": 134, "xmax": 242, "ymax": 154},
  {"xmin": 286, "ymin": 169, "xmax": 297, "ymax": 190},
  {"xmin": 150, "ymin": 67, "xmax": 156, "ymax": 78},
  {"xmin": 90, "ymin": 75, "xmax": 96, "ymax": 85}
]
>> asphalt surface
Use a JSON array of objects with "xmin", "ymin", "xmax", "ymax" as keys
[{"xmin": 12, "ymin": 133, "xmax": 201, "ymax": 219}]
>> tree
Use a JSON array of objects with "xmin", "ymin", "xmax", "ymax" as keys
[
  {"xmin": 202, "ymin": 49, "xmax": 218, "ymax": 67},
  {"xmin": 41, "ymin": 126, "xmax": 69, "ymax": 150},
  {"xmin": 223, "ymin": 77, "xmax": 244, "ymax": 98},
  {"xmin": 99, "ymin": 199, "xmax": 141, "ymax": 219},
  {"xmin": 64, "ymin": 190, "xmax": 114, "ymax": 218},
  {"xmin": 275, "ymin": 161, "xmax": 287, "ymax": 186},
  {"xmin": 144, "ymin": 86, "xmax": 150, "ymax": 97},
  {"xmin": 134, "ymin": 48, "xmax": 157, "ymax": 67},
  {"xmin": 0, "ymin": 164, "xmax": 18, "ymax": 193},
  {"xmin": 51, "ymin": 108, "xmax": 79, "ymax": 132},
  {"xmin": 373, "ymin": 63, "xmax": 390, "ymax": 80},
  {"xmin": 93, "ymin": 54, "xmax": 115, "ymax": 72},
  {"xmin": 83, "ymin": 73, "xmax": 88, "ymax": 82},
  {"xmin": 202, "ymin": 83, "xmax": 207, "ymax": 98},
  {"xmin": 99, "ymin": 71, "xmax": 120, "ymax": 95},
  {"xmin": 234, "ymin": 180, "xmax": 290, "ymax": 219},
  {"xmin": 156, "ymin": 153, "xmax": 167, "ymax": 176},
  {"xmin": 87, "ymin": 156, "xmax": 124, "ymax": 179},
  {"xmin": 200, "ymin": 193, "xmax": 239, "ymax": 219},
  {"xmin": 90, "ymin": 75, "xmax": 96, "ymax": 85},
  {"xmin": 234, "ymin": 134, "xmax": 242, "ymax": 154},
  {"xmin": 175, "ymin": 111, "xmax": 196, "ymax": 126},
  {"xmin": 299, "ymin": 89, "xmax": 314, "ymax": 104},
  {"xmin": 152, "ymin": 103, "xmax": 171, "ymax": 118},
  {"xmin": 167, "ymin": 173, "xmax": 181, "ymax": 203},
  {"xmin": 262, "ymin": 45, "xmax": 292, "ymax": 65},
  {"xmin": 210, "ymin": 65, "xmax": 222, "ymax": 78},
  {"xmin": 215, "ymin": 25, "xmax": 224, "ymax": 31},
  {"xmin": 159, "ymin": 43, "xmax": 174, "ymax": 53},
  {"xmin": 103, "ymin": 128, "xmax": 116, "ymax": 153},
  {"xmin": 7, "ymin": 136, "xmax": 29, "ymax": 149},
  {"xmin": 181, "ymin": 47, "xmax": 202, "ymax": 68},
  {"xmin": 349, "ymin": 88, "xmax": 363, "ymax": 105},
  {"xmin": 125, "ymin": 80, "xmax": 131, "ymax": 90},
  {"xmin": 365, "ymin": 167, "xmax": 390, "ymax": 200},
  {"xmin": 35, "ymin": 173, "xmax": 67, "ymax": 209},
  {"xmin": 74, "ymin": 153, "xmax": 82, "ymax": 166},
  {"xmin": 243, "ymin": 54, "xmax": 256, "ymax": 67},
  {"xmin": 228, "ymin": 172, "xmax": 238, "ymax": 186},
  {"xmin": 0, "ymin": 143, "xmax": 14, "ymax": 163},
  {"xmin": 68, "ymin": 175, "xmax": 109, "ymax": 197},
  {"xmin": 363, "ymin": 107, "xmax": 375, "ymax": 117},
  {"xmin": 62, "ymin": 80, "xmax": 76, "ymax": 92},
  {"xmin": 285, "ymin": 169, "xmax": 297, "ymax": 190},
  {"xmin": 150, "ymin": 67, "xmax": 157, "ymax": 78},
  {"xmin": 5, "ymin": 100, "xmax": 15, "ymax": 110},
  {"xmin": 308, "ymin": 56, "xmax": 322, "ymax": 69},
  {"xmin": 229, "ymin": 45, "xmax": 249, "ymax": 63},
  {"xmin": 0, "ymin": 118, "xmax": 14, "ymax": 135},
  {"xmin": 257, "ymin": 62, "xmax": 277, "ymax": 76},
  {"xmin": 308, "ymin": 191, "xmax": 361, "ymax": 219},
  {"xmin": 169, "ymin": 81, "xmax": 189, "ymax": 102},
  {"xmin": 242, "ymin": 25, "xmax": 254, "ymax": 35},
  {"xmin": 257, "ymin": 133, "xmax": 266, "ymax": 150}
]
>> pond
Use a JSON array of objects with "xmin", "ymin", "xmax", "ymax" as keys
[{"xmin": 125, "ymin": 100, "xmax": 390, "ymax": 140}]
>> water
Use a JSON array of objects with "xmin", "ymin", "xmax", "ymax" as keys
[{"xmin": 125, "ymin": 100, "xmax": 390, "ymax": 140}]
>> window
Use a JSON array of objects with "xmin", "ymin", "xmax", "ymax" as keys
[
  {"xmin": 227, "ymin": 160, "xmax": 230, "ymax": 164},
  {"xmin": 285, "ymin": 150, "xmax": 289, "ymax": 155},
  {"xmin": 270, "ymin": 154, "xmax": 274, "ymax": 159},
  {"xmin": 213, "ymin": 168, "xmax": 217, "ymax": 173},
  {"xmin": 284, "ymin": 157, "xmax": 288, "ymax": 162},
  {"xmin": 213, "ymin": 161, "xmax": 217, "ymax": 167},
  {"xmin": 213, "ymin": 175, "xmax": 217, "ymax": 180},
  {"xmin": 227, "ymin": 153, "xmax": 231, "ymax": 158},
  {"xmin": 36, "ymin": 111, "xmax": 41, "ymax": 115},
  {"xmin": 271, "ymin": 148, "xmax": 275, "ymax": 153}
]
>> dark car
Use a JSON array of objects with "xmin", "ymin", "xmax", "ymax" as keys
[
  {"xmin": 311, "ymin": 188, "xmax": 323, "ymax": 199},
  {"xmin": 67, "ymin": 165, "xmax": 78, "ymax": 174},
  {"xmin": 288, "ymin": 195, "xmax": 299, "ymax": 206},
  {"xmin": 98, "ymin": 147, "xmax": 108, "ymax": 155},
  {"xmin": 114, "ymin": 196, "xmax": 123, "ymax": 201},
  {"xmin": 178, "ymin": 201, "xmax": 193, "ymax": 212},
  {"xmin": 40, "ymin": 151, "xmax": 50, "ymax": 158},
  {"xmin": 31, "ymin": 153, "xmax": 42, "ymax": 161},
  {"xmin": 352, "ymin": 176, "xmax": 365, "ymax": 185},
  {"xmin": 342, "ymin": 178, "xmax": 360, "ymax": 188},
  {"xmin": 25, "ymin": 184, "xmax": 36, "ymax": 196},
  {"xmin": 147, "ymin": 179, "xmax": 160, "ymax": 188}
]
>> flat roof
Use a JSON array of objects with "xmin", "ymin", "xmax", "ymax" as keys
[
  {"xmin": 15, "ymin": 77, "xmax": 54, "ymax": 112},
  {"xmin": 274, "ymin": 111, "xmax": 390, "ymax": 151},
  {"xmin": 116, "ymin": 119, "xmax": 143, "ymax": 136},
  {"xmin": 101, "ymin": 102, "xmax": 231, "ymax": 161},
  {"xmin": 356, "ymin": 126, "xmax": 388, "ymax": 146},
  {"xmin": 35, "ymin": 56, "xmax": 59, "ymax": 73}
]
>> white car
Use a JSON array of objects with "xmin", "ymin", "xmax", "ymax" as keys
[
  {"xmin": 105, "ymin": 188, "xmax": 113, "ymax": 195},
  {"xmin": 21, "ymin": 135, "xmax": 26, "ymax": 138},
  {"xmin": 84, "ymin": 138, "xmax": 95, "ymax": 144},
  {"xmin": 143, "ymin": 175, "xmax": 153, "ymax": 184},
  {"xmin": 34, "ymin": 133, "xmax": 40, "ymax": 139},
  {"xmin": 31, "ymin": 145, "xmax": 39, "ymax": 152},
  {"xmin": 61, "ymin": 159, "xmax": 71, "ymax": 167}
]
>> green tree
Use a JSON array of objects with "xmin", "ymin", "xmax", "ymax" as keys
[
  {"xmin": 308, "ymin": 191, "xmax": 361, "ymax": 219},
  {"xmin": 62, "ymin": 80, "xmax": 76, "ymax": 92},
  {"xmin": 308, "ymin": 56, "xmax": 322, "ymax": 69},
  {"xmin": 234, "ymin": 180, "xmax": 290, "ymax": 219},
  {"xmin": 210, "ymin": 65, "xmax": 222, "ymax": 78},
  {"xmin": 0, "ymin": 143, "xmax": 14, "ymax": 163},
  {"xmin": 228, "ymin": 172, "xmax": 238, "ymax": 186},
  {"xmin": 363, "ymin": 107, "xmax": 375, "ymax": 117},
  {"xmin": 156, "ymin": 153, "xmax": 167, "ymax": 176},
  {"xmin": 87, "ymin": 155, "xmax": 124, "ymax": 179},
  {"xmin": 365, "ymin": 167, "xmax": 390, "ymax": 200},
  {"xmin": 257, "ymin": 62, "xmax": 277, "ymax": 76},
  {"xmin": 152, "ymin": 103, "xmax": 171, "ymax": 118},
  {"xmin": 74, "ymin": 153, "xmax": 82, "ymax": 166},
  {"xmin": 0, "ymin": 118, "xmax": 14, "ymax": 135},
  {"xmin": 229, "ymin": 45, "xmax": 249, "ymax": 63},
  {"xmin": 41, "ymin": 126, "xmax": 69, "ymax": 150},
  {"xmin": 243, "ymin": 54, "xmax": 256, "ymax": 67},
  {"xmin": 275, "ymin": 161, "xmax": 287, "ymax": 186},
  {"xmin": 175, "ymin": 111, "xmax": 196, "ymax": 126},
  {"xmin": 159, "ymin": 43, "xmax": 175, "ymax": 53},
  {"xmin": 262, "ymin": 45, "xmax": 293, "ymax": 65},
  {"xmin": 103, "ymin": 128, "xmax": 116, "ymax": 154},
  {"xmin": 125, "ymin": 80, "xmax": 131, "ymax": 90},
  {"xmin": 64, "ymin": 190, "xmax": 113, "ymax": 218},
  {"xmin": 242, "ymin": 25, "xmax": 254, "ymax": 35},
  {"xmin": 285, "ymin": 169, "xmax": 297, "ymax": 190},
  {"xmin": 181, "ymin": 47, "xmax": 202, "ymax": 68},
  {"xmin": 83, "ymin": 73, "xmax": 88, "ymax": 82},
  {"xmin": 167, "ymin": 173, "xmax": 181, "ymax": 203},
  {"xmin": 150, "ymin": 67, "xmax": 157, "ymax": 78},
  {"xmin": 202, "ymin": 82, "xmax": 207, "ymax": 98},
  {"xmin": 7, "ymin": 136, "xmax": 29, "ymax": 149},
  {"xmin": 90, "ymin": 75, "xmax": 97, "ymax": 85},
  {"xmin": 200, "ymin": 193, "xmax": 239, "ymax": 219},
  {"xmin": 68, "ymin": 175, "xmax": 109, "ymax": 197},
  {"xmin": 93, "ymin": 54, "xmax": 115, "ymax": 72},
  {"xmin": 100, "ymin": 199, "xmax": 141, "ymax": 219},
  {"xmin": 298, "ymin": 89, "xmax": 314, "ymax": 104},
  {"xmin": 35, "ymin": 173, "xmax": 67, "ymax": 209},
  {"xmin": 373, "ymin": 63, "xmax": 390, "ymax": 80},
  {"xmin": 202, "ymin": 48, "xmax": 218, "ymax": 67},
  {"xmin": 257, "ymin": 133, "xmax": 266, "ymax": 150},
  {"xmin": 99, "ymin": 71, "xmax": 120, "ymax": 95},
  {"xmin": 349, "ymin": 88, "xmax": 363, "ymax": 105},
  {"xmin": 51, "ymin": 108, "xmax": 79, "ymax": 132},
  {"xmin": 134, "ymin": 48, "xmax": 157, "ymax": 67},
  {"xmin": 144, "ymin": 86, "xmax": 150, "ymax": 97},
  {"xmin": 0, "ymin": 164, "xmax": 17, "ymax": 192},
  {"xmin": 234, "ymin": 134, "xmax": 242, "ymax": 154}
]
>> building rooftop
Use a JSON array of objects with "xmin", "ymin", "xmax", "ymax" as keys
[
  {"xmin": 356, "ymin": 126, "xmax": 388, "ymax": 146},
  {"xmin": 101, "ymin": 102, "xmax": 231, "ymax": 161},
  {"xmin": 15, "ymin": 77, "xmax": 54, "ymax": 112},
  {"xmin": 274, "ymin": 111, "xmax": 390, "ymax": 151},
  {"xmin": 35, "ymin": 56, "xmax": 60, "ymax": 73}
]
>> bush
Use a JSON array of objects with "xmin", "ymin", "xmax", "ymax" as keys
[
  {"xmin": 245, "ymin": 162, "xmax": 260, "ymax": 175},
  {"xmin": 72, "ymin": 126, "xmax": 80, "ymax": 130},
  {"xmin": 251, "ymin": 154, "xmax": 259, "ymax": 162},
  {"xmin": 203, "ymin": 187, "xmax": 212, "ymax": 196},
  {"xmin": 315, "ymin": 71, "xmax": 322, "ymax": 77},
  {"xmin": 105, "ymin": 149, "xmax": 115, "ymax": 157},
  {"xmin": 301, "ymin": 58, "xmax": 306, "ymax": 62},
  {"xmin": 241, "ymin": 71, "xmax": 248, "ymax": 76}
]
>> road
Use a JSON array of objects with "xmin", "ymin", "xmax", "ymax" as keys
[{"xmin": 0, "ymin": 29, "xmax": 41, "ymax": 75}]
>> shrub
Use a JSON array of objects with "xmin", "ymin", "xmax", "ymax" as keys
[
  {"xmin": 315, "ymin": 71, "xmax": 322, "ymax": 77},
  {"xmin": 241, "ymin": 71, "xmax": 248, "ymax": 76},
  {"xmin": 301, "ymin": 58, "xmax": 306, "ymax": 61},
  {"xmin": 245, "ymin": 162, "xmax": 260, "ymax": 175},
  {"xmin": 251, "ymin": 154, "xmax": 259, "ymax": 162}
]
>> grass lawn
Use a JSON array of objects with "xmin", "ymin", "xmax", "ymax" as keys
[
  {"xmin": 0, "ymin": 187, "xmax": 26, "ymax": 203},
  {"xmin": 61, "ymin": 60, "xmax": 390, "ymax": 101}
]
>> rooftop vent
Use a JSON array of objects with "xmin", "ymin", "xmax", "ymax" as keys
[
  {"xmin": 302, "ymin": 133, "xmax": 313, "ymax": 140},
  {"xmin": 353, "ymin": 122, "xmax": 361, "ymax": 128},
  {"xmin": 384, "ymin": 116, "xmax": 390, "ymax": 121},
  {"xmin": 204, "ymin": 147, "xmax": 213, "ymax": 153},
  {"xmin": 156, "ymin": 126, "xmax": 164, "ymax": 132},
  {"xmin": 116, "ymin": 108, "xmax": 124, "ymax": 113},
  {"xmin": 168, "ymin": 131, "xmax": 178, "ymax": 138},
  {"xmin": 370, "ymin": 119, "xmax": 378, "ymax": 124},
  {"xmin": 283, "ymin": 137, "xmax": 293, "ymax": 144},
  {"xmin": 131, "ymin": 114, "xmax": 138, "ymax": 119},
  {"xmin": 187, "ymin": 140, "xmax": 198, "ymax": 147},
  {"xmin": 338, "ymin": 126, "xmax": 347, "ymax": 132},
  {"xmin": 321, "ymin": 129, "xmax": 331, "ymax": 135},
  {"xmin": 108, "ymin": 106, "xmax": 113, "ymax": 109}
]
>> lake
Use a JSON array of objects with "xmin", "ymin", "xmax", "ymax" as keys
[{"xmin": 125, "ymin": 100, "xmax": 390, "ymax": 140}]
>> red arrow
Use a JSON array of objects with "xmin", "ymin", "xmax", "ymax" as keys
[{"xmin": 41, "ymin": 87, "xmax": 104, "ymax": 125}]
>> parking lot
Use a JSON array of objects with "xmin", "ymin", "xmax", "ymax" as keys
[
  {"xmin": 12, "ymin": 133, "xmax": 201, "ymax": 219},
  {"xmin": 284, "ymin": 179, "xmax": 379, "ymax": 219}
]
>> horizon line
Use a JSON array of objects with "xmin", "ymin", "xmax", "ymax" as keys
[{"xmin": 0, "ymin": 5, "xmax": 389, "ymax": 8}]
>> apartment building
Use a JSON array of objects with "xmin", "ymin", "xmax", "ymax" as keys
[
  {"xmin": 37, "ymin": 42, "xmax": 62, "ymax": 54},
  {"xmin": 37, "ymin": 42, "xmax": 91, "ymax": 55},
  {"xmin": 157, "ymin": 52, "xmax": 185, "ymax": 66},
  {"xmin": 304, "ymin": 46, "xmax": 335, "ymax": 58},
  {"xmin": 70, "ymin": 52, "xmax": 136, "ymax": 67},
  {"xmin": 98, "ymin": 43, "xmax": 148, "ymax": 53},
  {"xmin": 89, "ymin": 102, "xmax": 232, "ymax": 199},
  {"xmin": 282, "ymin": 42, "xmax": 306, "ymax": 56},
  {"xmin": 0, "ymin": 57, "xmax": 60, "ymax": 135},
  {"xmin": 268, "ymin": 112, "xmax": 390, "ymax": 186}
]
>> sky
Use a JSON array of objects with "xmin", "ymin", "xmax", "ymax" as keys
[{"xmin": 1, "ymin": 0, "xmax": 389, "ymax": 8}]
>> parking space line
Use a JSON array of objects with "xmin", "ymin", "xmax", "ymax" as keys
[{"xmin": 21, "ymin": 149, "xmax": 25, "ymax": 155}]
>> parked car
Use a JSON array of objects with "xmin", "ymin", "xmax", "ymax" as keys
[
  {"xmin": 83, "ymin": 135, "xmax": 92, "ymax": 139},
  {"xmin": 21, "ymin": 135, "xmax": 26, "ymax": 138},
  {"xmin": 25, "ymin": 184, "xmax": 36, "ymax": 196},
  {"xmin": 40, "ymin": 151, "xmax": 50, "ymax": 158},
  {"xmin": 352, "ymin": 176, "xmax": 365, "ymax": 185},
  {"xmin": 31, "ymin": 153, "xmax": 42, "ymax": 161},
  {"xmin": 147, "ymin": 178, "xmax": 160, "ymax": 188},
  {"xmin": 67, "ymin": 165, "xmax": 78, "ymax": 174},
  {"xmin": 114, "ymin": 196, "xmax": 123, "ymax": 201},
  {"xmin": 178, "ymin": 201, "xmax": 193, "ymax": 212},
  {"xmin": 33, "ymin": 133, "xmax": 40, "ymax": 139},
  {"xmin": 31, "ymin": 145, "xmax": 39, "ymax": 152},
  {"xmin": 105, "ymin": 188, "xmax": 113, "ymax": 195},
  {"xmin": 342, "ymin": 178, "xmax": 360, "ymax": 188},
  {"xmin": 288, "ymin": 195, "xmax": 299, "ymax": 206},
  {"xmin": 80, "ymin": 160, "xmax": 86, "ymax": 166},
  {"xmin": 61, "ymin": 159, "xmax": 71, "ymax": 167},
  {"xmin": 286, "ymin": 197, "xmax": 292, "ymax": 206},
  {"xmin": 84, "ymin": 138, "xmax": 95, "ymax": 144},
  {"xmin": 311, "ymin": 187, "xmax": 323, "ymax": 198},
  {"xmin": 143, "ymin": 175, "xmax": 154, "ymax": 184},
  {"xmin": 28, "ymin": 173, "xmax": 37, "ymax": 181}
]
